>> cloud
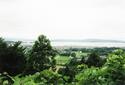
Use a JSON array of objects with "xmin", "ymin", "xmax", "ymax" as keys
[{"xmin": 0, "ymin": 0, "xmax": 125, "ymax": 40}]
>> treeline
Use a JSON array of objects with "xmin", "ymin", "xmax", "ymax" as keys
[
  {"xmin": 60, "ymin": 47, "xmax": 122, "ymax": 56},
  {"xmin": 0, "ymin": 35, "xmax": 125, "ymax": 85},
  {"xmin": 0, "ymin": 35, "xmax": 57, "ymax": 76}
]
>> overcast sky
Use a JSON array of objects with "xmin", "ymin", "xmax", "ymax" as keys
[{"xmin": 0, "ymin": 0, "xmax": 125, "ymax": 40}]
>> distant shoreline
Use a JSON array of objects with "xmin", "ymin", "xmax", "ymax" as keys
[
  {"xmin": 5, "ymin": 39, "xmax": 125, "ymax": 48},
  {"xmin": 5, "ymin": 38, "xmax": 125, "ymax": 43},
  {"xmin": 53, "ymin": 45, "xmax": 125, "ymax": 49}
]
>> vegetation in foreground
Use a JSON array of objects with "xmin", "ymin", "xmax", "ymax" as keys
[{"xmin": 0, "ymin": 35, "xmax": 125, "ymax": 85}]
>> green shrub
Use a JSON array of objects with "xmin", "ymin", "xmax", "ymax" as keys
[{"xmin": 76, "ymin": 49, "xmax": 125, "ymax": 85}]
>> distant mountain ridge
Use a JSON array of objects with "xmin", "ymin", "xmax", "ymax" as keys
[
  {"xmin": 5, "ymin": 38, "xmax": 125, "ymax": 43},
  {"xmin": 51, "ymin": 39, "xmax": 125, "ymax": 43}
]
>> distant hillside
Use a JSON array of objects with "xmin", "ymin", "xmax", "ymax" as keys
[
  {"xmin": 51, "ymin": 39, "xmax": 125, "ymax": 43},
  {"xmin": 4, "ymin": 38, "xmax": 125, "ymax": 48},
  {"xmin": 5, "ymin": 38, "xmax": 125, "ymax": 43}
]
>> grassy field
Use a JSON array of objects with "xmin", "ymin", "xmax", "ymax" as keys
[
  {"xmin": 55, "ymin": 52, "xmax": 89, "ymax": 65},
  {"xmin": 75, "ymin": 51, "xmax": 88, "ymax": 58},
  {"xmin": 55, "ymin": 55, "xmax": 71, "ymax": 65}
]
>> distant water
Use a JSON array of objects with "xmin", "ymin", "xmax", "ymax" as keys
[
  {"xmin": 22, "ymin": 41, "xmax": 125, "ymax": 48},
  {"xmin": 51, "ymin": 41, "xmax": 125, "ymax": 47}
]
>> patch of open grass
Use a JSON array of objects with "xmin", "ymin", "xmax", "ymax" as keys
[{"xmin": 55, "ymin": 55, "xmax": 71, "ymax": 65}]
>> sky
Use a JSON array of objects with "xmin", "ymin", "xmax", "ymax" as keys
[{"xmin": 0, "ymin": 0, "xmax": 125, "ymax": 40}]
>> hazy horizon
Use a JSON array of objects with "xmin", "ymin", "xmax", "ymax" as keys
[
  {"xmin": 4, "ymin": 37, "xmax": 125, "ymax": 43},
  {"xmin": 1, "ymin": 0, "xmax": 125, "ymax": 40}
]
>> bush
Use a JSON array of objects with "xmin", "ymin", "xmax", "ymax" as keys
[
  {"xmin": 13, "ymin": 70, "xmax": 63, "ymax": 85},
  {"xmin": 76, "ymin": 49, "xmax": 125, "ymax": 85}
]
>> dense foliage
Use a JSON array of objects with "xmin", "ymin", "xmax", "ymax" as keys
[
  {"xmin": 0, "ymin": 38, "xmax": 26, "ymax": 76},
  {"xmin": 27, "ymin": 35, "xmax": 56, "ymax": 72},
  {"xmin": 0, "ymin": 35, "xmax": 125, "ymax": 85}
]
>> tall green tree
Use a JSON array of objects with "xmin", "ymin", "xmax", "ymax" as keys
[
  {"xmin": 0, "ymin": 38, "xmax": 8, "ymax": 73},
  {"xmin": 86, "ymin": 51, "xmax": 102, "ymax": 67},
  {"xmin": 5, "ymin": 41, "xmax": 26, "ymax": 75},
  {"xmin": 0, "ymin": 38, "xmax": 26, "ymax": 75},
  {"xmin": 28, "ymin": 35, "xmax": 56, "ymax": 71}
]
